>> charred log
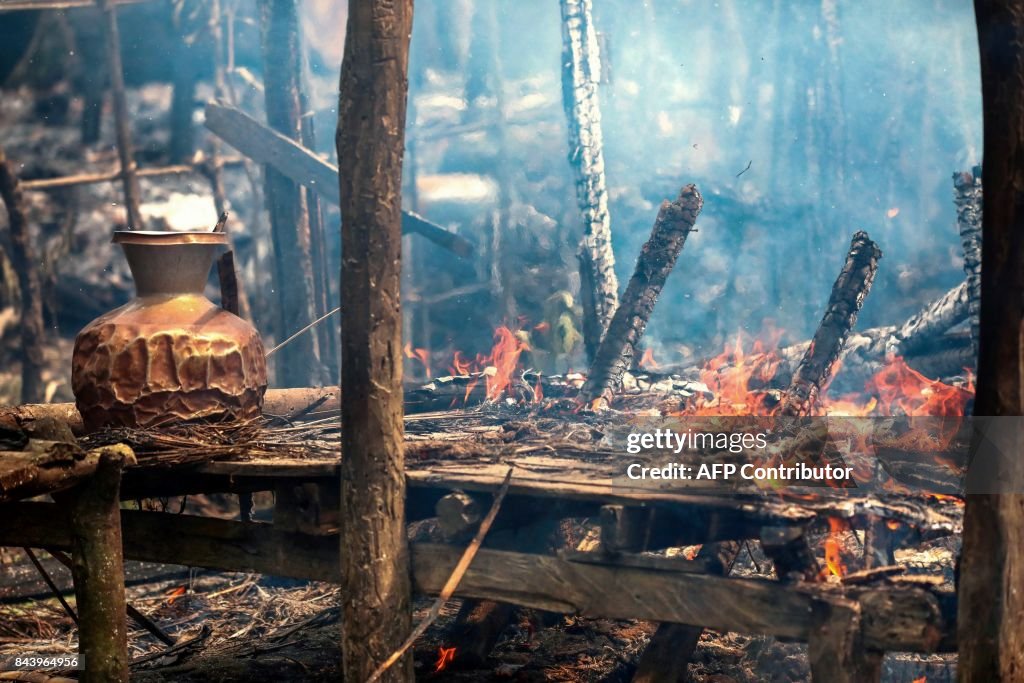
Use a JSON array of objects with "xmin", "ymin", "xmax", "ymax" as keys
[
  {"xmin": 579, "ymin": 185, "xmax": 703, "ymax": 407},
  {"xmin": 780, "ymin": 232, "xmax": 882, "ymax": 415},
  {"xmin": 560, "ymin": 0, "xmax": 619, "ymax": 360}
]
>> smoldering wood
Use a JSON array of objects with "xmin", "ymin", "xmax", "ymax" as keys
[
  {"xmin": 0, "ymin": 504, "xmax": 957, "ymax": 655},
  {"xmin": 0, "ymin": 147, "xmax": 46, "ymax": 403},
  {"xmin": 953, "ymin": 167, "xmax": 982, "ymax": 359},
  {"xmin": 579, "ymin": 184, "xmax": 704, "ymax": 407},
  {"xmin": 203, "ymin": 103, "xmax": 475, "ymax": 257},
  {"xmin": 258, "ymin": 0, "xmax": 320, "ymax": 388},
  {"xmin": 97, "ymin": 0, "xmax": 144, "ymax": 230},
  {"xmin": 560, "ymin": 0, "xmax": 619, "ymax": 361},
  {"xmin": 780, "ymin": 232, "xmax": 882, "ymax": 415},
  {"xmin": 66, "ymin": 450, "xmax": 131, "ymax": 683},
  {"xmin": 631, "ymin": 540, "xmax": 741, "ymax": 683},
  {"xmin": 863, "ymin": 516, "xmax": 896, "ymax": 570},
  {"xmin": 959, "ymin": 2, "xmax": 1024, "ymax": 678},
  {"xmin": 336, "ymin": 0, "xmax": 415, "ymax": 678}
]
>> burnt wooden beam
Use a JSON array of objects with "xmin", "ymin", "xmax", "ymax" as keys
[
  {"xmin": 0, "ymin": 147, "xmax": 46, "ymax": 403},
  {"xmin": 0, "ymin": 444, "xmax": 134, "ymax": 504},
  {"xmin": 203, "ymin": 103, "xmax": 474, "ymax": 258},
  {"xmin": 0, "ymin": 504, "xmax": 956, "ymax": 653},
  {"xmin": 579, "ymin": 185, "xmax": 703, "ymax": 407},
  {"xmin": 336, "ymin": 0, "xmax": 415, "ymax": 679},
  {"xmin": 959, "ymin": 2, "xmax": 1024, "ymax": 680},
  {"xmin": 560, "ymin": 0, "xmax": 619, "ymax": 360},
  {"xmin": 66, "ymin": 450, "xmax": 131, "ymax": 683},
  {"xmin": 780, "ymin": 232, "xmax": 882, "ymax": 415}
]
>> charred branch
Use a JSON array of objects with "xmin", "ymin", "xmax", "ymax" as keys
[
  {"xmin": 560, "ymin": 0, "xmax": 619, "ymax": 360},
  {"xmin": 0, "ymin": 147, "xmax": 46, "ymax": 403},
  {"xmin": 780, "ymin": 232, "xmax": 882, "ymax": 415},
  {"xmin": 580, "ymin": 185, "xmax": 703, "ymax": 407}
]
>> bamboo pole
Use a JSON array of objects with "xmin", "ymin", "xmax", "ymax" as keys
[
  {"xmin": 336, "ymin": 0, "xmax": 415, "ymax": 680},
  {"xmin": 97, "ymin": 0, "xmax": 144, "ymax": 230}
]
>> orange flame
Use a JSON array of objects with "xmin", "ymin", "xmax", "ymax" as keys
[
  {"xmin": 434, "ymin": 646, "xmax": 456, "ymax": 673},
  {"xmin": 638, "ymin": 347, "xmax": 660, "ymax": 370},
  {"xmin": 822, "ymin": 517, "xmax": 849, "ymax": 578},
  {"xmin": 404, "ymin": 342, "xmax": 432, "ymax": 378}
]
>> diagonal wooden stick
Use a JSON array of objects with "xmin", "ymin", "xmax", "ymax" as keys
[{"xmin": 367, "ymin": 467, "xmax": 514, "ymax": 683}]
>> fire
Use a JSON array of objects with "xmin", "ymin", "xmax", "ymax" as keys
[
  {"xmin": 887, "ymin": 207, "xmax": 900, "ymax": 218},
  {"xmin": 443, "ymin": 326, "xmax": 530, "ymax": 404},
  {"xmin": 822, "ymin": 517, "xmax": 849, "ymax": 578},
  {"xmin": 638, "ymin": 347, "xmax": 660, "ymax": 370},
  {"xmin": 912, "ymin": 677, "xmax": 926, "ymax": 683},
  {"xmin": 691, "ymin": 332, "xmax": 781, "ymax": 415},
  {"xmin": 434, "ymin": 646, "xmax": 456, "ymax": 673},
  {"xmin": 404, "ymin": 342, "xmax": 432, "ymax": 378}
]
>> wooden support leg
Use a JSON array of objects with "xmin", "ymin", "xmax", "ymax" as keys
[
  {"xmin": 632, "ymin": 541, "xmax": 741, "ymax": 682},
  {"xmin": 761, "ymin": 524, "xmax": 820, "ymax": 581},
  {"xmin": 68, "ymin": 451, "xmax": 130, "ymax": 683},
  {"xmin": 807, "ymin": 601, "xmax": 882, "ymax": 683}
]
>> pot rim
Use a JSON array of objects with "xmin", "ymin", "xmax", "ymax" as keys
[{"xmin": 112, "ymin": 230, "xmax": 228, "ymax": 246}]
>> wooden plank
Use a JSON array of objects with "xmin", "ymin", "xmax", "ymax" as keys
[
  {"xmin": 0, "ymin": 504, "xmax": 955, "ymax": 652},
  {"xmin": 203, "ymin": 103, "xmax": 474, "ymax": 258}
]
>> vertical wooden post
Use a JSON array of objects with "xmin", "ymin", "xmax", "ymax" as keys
[
  {"xmin": 337, "ymin": 1, "xmax": 415, "ymax": 681},
  {"xmin": 959, "ymin": 2, "xmax": 1024, "ymax": 680},
  {"xmin": 560, "ymin": 0, "xmax": 619, "ymax": 361},
  {"xmin": 259, "ymin": 0, "xmax": 321, "ymax": 387},
  {"xmin": 0, "ymin": 148, "xmax": 46, "ymax": 404},
  {"xmin": 69, "ymin": 452, "xmax": 130, "ymax": 683},
  {"xmin": 97, "ymin": 0, "xmax": 144, "ymax": 230}
]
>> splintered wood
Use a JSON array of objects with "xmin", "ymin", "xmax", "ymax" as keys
[
  {"xmin": 580, "ymin": 184, "xmax": 704, "ymax": 407},
  {"xmin": 780, "ymin": 231, "xmax": 882, "ymax": 416}
]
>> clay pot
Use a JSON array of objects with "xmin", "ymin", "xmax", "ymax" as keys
[{"xmin": 72, "ymin": 231, "xmax": 267, "ymax": 431}]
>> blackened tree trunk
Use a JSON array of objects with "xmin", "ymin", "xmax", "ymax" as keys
[
  {"xmin": 259, "ymin": 0, "xmax": 322, "ymax": 387},
  {"xmin": 958, "ymin": 2, "xmax": 1024, "ymax": 680},
  {"xmin": 336, "ymin": 1, "xmax": 415, "ymax": 681},
  {"xmin": 0, "ymin": 147, "xmax": 46, "ymax": 404},
  {"xmin": 560, "ymin": 0, "xmax": 619, "ymax": 361}
]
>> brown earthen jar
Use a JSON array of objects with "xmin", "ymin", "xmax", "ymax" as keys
[{"xmin": 72, "ymin": 231, "xmax": 267, "ymax": 431}]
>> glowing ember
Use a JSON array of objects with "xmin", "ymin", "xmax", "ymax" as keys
[
  {"xmin": 887, "ymin": 207, "xmax": 901, "ymax": 218},
  {"xmin": 434, "ymin": 646, "xmax": 456, "ymax": 673}
]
